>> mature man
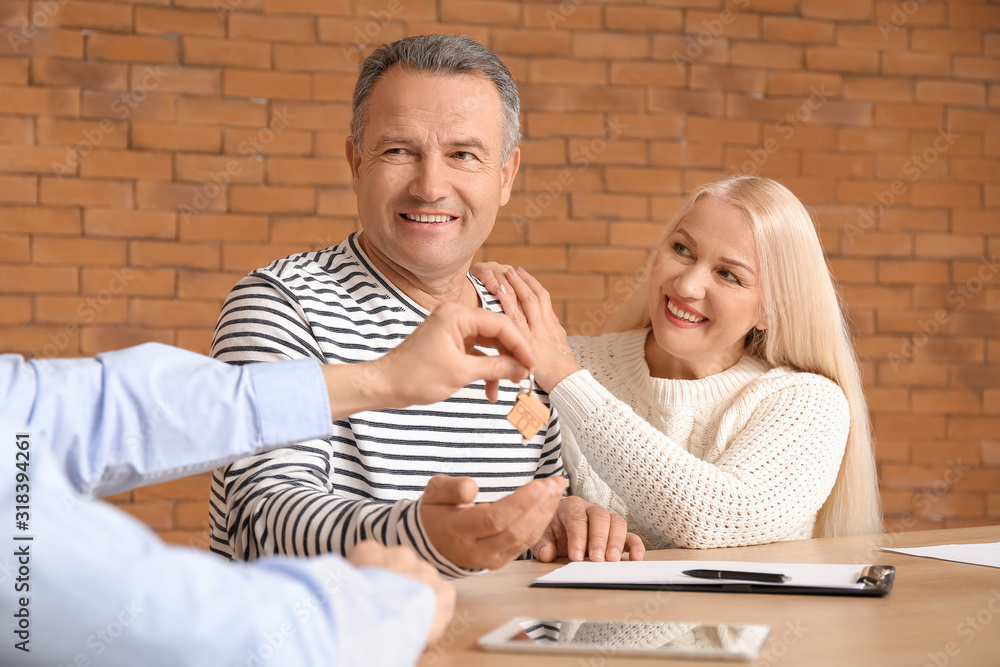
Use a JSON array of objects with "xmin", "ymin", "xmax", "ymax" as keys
[
  {"xmin": 0, "ymin": 305, "xmax": 534, "ymax": 666},
  {"xmin": 210, "ymin": 34, "xmax": 642, "ymax": 576}
]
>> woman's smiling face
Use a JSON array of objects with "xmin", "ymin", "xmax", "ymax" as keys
[{"xmin": 645, "ymin": 195, "xmax": 767, "ymax": 380}]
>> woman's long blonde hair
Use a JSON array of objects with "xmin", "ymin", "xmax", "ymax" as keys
[{"xmin": 606, "ymin": 174, "xmax": 882, "ymax": 538}]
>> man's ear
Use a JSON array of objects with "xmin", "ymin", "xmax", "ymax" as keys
[
  {"xmin": 345, "ymin": 137, "xmax": 362, "ymax": 194},
  {"xmin": 498, "ymin": 146, "xmax": 520, "ymax": 207}
]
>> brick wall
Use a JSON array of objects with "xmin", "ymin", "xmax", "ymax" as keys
[{"xmin": 1, "ymin": 0, "xmax": 997, "ymax": 547}]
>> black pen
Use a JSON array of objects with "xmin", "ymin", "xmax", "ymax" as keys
[{"xmin": 682, "ymin": 569, "xmax": 789, "ymax": 583}]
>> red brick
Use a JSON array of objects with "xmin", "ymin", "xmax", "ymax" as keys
[
  {"xmin": 843, "ymin": 77, "xmax": 913, "ymax": 102},
  {"xmin": 606, "ymin": 167, "xmax": 682, "ymax": 194},
  {"xmin": 179, "ymin": 213, "xmax": 268, "ymax": 241},
  {"xmin": 912, "ymin": 184, "xmax": 982, "ymax": 209},
  {"xmin": 82, "ymin": 267, "xmax": 175, "ymax": 297},
  {"xmin": 33, "ymin": 58, "xmax": 127, "ymax": 91},
  {"xmin": 36, "ymin": 295, "xmax": 128, "ymax": 325},
  {"xmin": 34, "ymin": 237, "xmax": 126, "ymax": 266},
  {"xmin": 229, "ymin": 13, "xmax": 315, "ymax": 42},
  {"xmin": 651, "ymin": 141, "xmax": 723, "ymax": 168},
  {"xmin": 610, "ymin": 62, "xmax": 685, "ymax": 88},
  {"xmin": 0, "ymin": 28, "xmax": 81, "ymax": 59},
  {"xmin": 878, "ymin": 209, "xmax": 948, "ymax": 232},
  {"xmin": 648, "ymin": 89, "xmax": 724, "ymax": 117},
  {"xmin": 762, "ymin": 17, "xmax": 835, "ymax": 43},
  {"xmin": 175, "ymin": 154, "xmax": 264, "ymax": 184},
  {"xmin": 225, "ymin": 128, "xmax": 312, "ymax": 156},
  {"xmin": 131, "ymin": 64, "xmax": 218, "ymax": 96},
  {"xmin": 837, "ymin": 25, "xmax": 907, "ymax": 51},
  {"xmin": 607, "ymin": 222, "xmax": 665, "ymax": 248},
  {"xmin": 80, "ymin": 149, "xmax": 172, "ymax": 180},
  {"xmin": 838, "ymin": 128, "xmax": 908, "ymax": 153},
  {"xmin": 177, "ymin": 271, "xmax": 244, "ymax": 300},
  {"xmin": 182, "ymin": 37, "xmax": 270, "ymax": 69},
  {"xmin": 955, "ymin": 57, "xmax": 1000, "ymax": 82},
  {"xmin": 273, "ymin": 44, "xmax": 358, "ymax": 73},
  {"xmin": 608, "ymin": 6, "xmax": 683, "ymax": 32},
  {"xmin": 85, "ymin": 209, "xmax": 177, "ymax": 239},
  {"xmin": 912, "ymin": 29, "xmax": 982, "ymax": 55},
  {"xmin": 915, "ymin": 81, "xmax": 986, "ymax": 107},
  {"xmin": 80, "ymin": 89, "xmax": 174, "ymax": 122},
  {"xmin": 874, "ymin": 103, "xmax": 944, "ymax": 129},
  {"xmin": 829, "ymin": 258, "xmax": 877, "ymax": 283},
  {"xmin": 687, "ymin": 117, "xmax": 761, "ymax": 145},
  {"xmin": 612, "ymin": 114, "xmax": 684, "ymax": 141},
  {"xmin": 40, "ymin": 178, "xmax": 132, "ymax": 208},
  {"xmin": 131, "ymin": 241, "xmax": 219, "ymax": 270},
  {"xmin": 913, "ymin": 234, "xmax": 984, "ymax": 259},
  {"xmin": 766, "ymin": 71, "xmax": 842, "ymax": 97},
  {"xmin": 526, "ymin": 113, "xmax": 605, "ymax": 139},
  {"xmin": 265, "ymin": 157, "xmax": 351, "ymax": 186},
  {"xmin": 55, "ymin": 1, "xmax": 133, "ymax": 31},
  {"xmin": 438, "ymin": 0, "xmax": 518, "ymax": 25},
  {"xmin": 567, "ymin": 139, "xmax": 646, "ymax": 166},
  {"xmin": 690, "ymin": 65, "xmax": 766, "ymax": 95},
  {"xmin": 571, "ymin": 194, "xmax": 649, "ymax": 220},
  {"xmin": 0, "ymin": 145, "xmax": 75, "ymax": 173},
  {"xmin": 807, "ymin": 47, "xmax": 878, "ymax": 73},
  {"xmin": 731, "ymin": 42, "xmax": 802, "ymax": 70},
  {"xmin": 132, "ymin": 122, "xmax": 220, "ymax": 152},
  {"xmin": 313, "ymin": 73, "xmax": 355, "ymax": 102},
  {"xmin": 953, "ymin": 210, "xmax": 1000, "ymax": 234},
  {"xmin": 79, "ymin": 327, "xmax": 173, "ymax": 355},
  {"xmin": 37, "ymin": 117, "xmax": 127, "ymax": 149},
  {"xmin": 317, "ymin": 15, "xmax": 407, "ymax": 43},
  {"xmin": 0, "ymin": 297, "xmax": 30, "ymax": 324},
  {"xmin": 949, "ymin": 4, "xmax": 1000, "ymax": 30},
  {"xmin": 911, "ymin": 441, "xmax": 982, "ymax": 467},
  {"xmin": 802, "ymin": 0, "xmax": 872, "ymax": 20},
  {"xmin": 573, "ymin": 33, "xmax": 650, "ymax": 60},
  {"xmin": 269, "ymin": 218, "xmax": 356, "ymax": 246},
  {"xmin": 224, "ymin": 69, "xmax": 311, "ymax": 101},
  {"xmin": 493, "ymin": 28, "xmax": 571, "ymax": 57},
  {"xmin": 842, "ymin": 232, "xmax": 913, "ymax": 258},
  {"xmin": 176, "ymin": 97, "xmax": 268, "ymax": 127},
  {"xmin": 653, "ymin": 34, "xmax": 728, "ymax": 67},
  {"xmin": 882, "ymin": 52, "xmax": 951, "ymax": 77},
  {"xmin": 0, "ymin": 235, "xmax": 29, "ymax": 262},
  {"xmin": 802, "ymin": 152, "xmax": 873, "ymax": 178},
  {"xmin": 230, "ymin": 185, "xmax": 315, "ymax": 213},
  {"xmin": 264, "ymin": 0, "xmax": 350, "ymax": 15},
  {"xmin": 527, "ymin": 59, "xmax": 605, "ymax": 86},
  {"xmin": 136, "ymin": 7, "xmax": 224, "ymax": 38},
  {"xmin": 0, "ymin": 207, "xmax": 78, "ymax": 234},
  {"xmin": 569, "ymin": 247, "xmax": 649, "ymax": 273},
  {"xmin": 86, "ymin": 34, "xmax": 179, "ymax": 64},
  {"xmin": 521, "ymin": 3, "xmax": 601, "ymax": 29},
  {"xmin": 136, "ymin": 181, "xmax": 226, "ymax": 212},
  {"xmin": 0, "ymin": 58, "xmax": 28, "ymax": 84}
]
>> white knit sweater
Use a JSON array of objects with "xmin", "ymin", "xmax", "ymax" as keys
[{"xmin": 552, "ymin": 329, "xmax": 850, "ymax": 549}]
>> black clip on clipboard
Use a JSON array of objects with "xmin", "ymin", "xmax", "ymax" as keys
[{"xmin": 530, "ymin": 564, "xmax": 896, "ymax": 598}]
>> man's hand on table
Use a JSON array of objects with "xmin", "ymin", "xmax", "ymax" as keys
[
  {"xmin": 419, "ymin": 474, "xmax": 566, "ymax": 571},
  {"xmin": 348, "ymin": 540, "xmax": 456, "ymax": 645},
  {"xmin": 531, "ymin": 495, "xmax": 646, "ymax": 563}
]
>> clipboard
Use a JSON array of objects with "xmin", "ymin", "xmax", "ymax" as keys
[{"xmin": 531, "ymin": 560, "xmax": 895, "ymax": 598}]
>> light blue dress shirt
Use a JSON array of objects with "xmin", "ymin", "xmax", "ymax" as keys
[{"xmin": 0, "ymin": 343, "xmax": 435, "ymax": 667}]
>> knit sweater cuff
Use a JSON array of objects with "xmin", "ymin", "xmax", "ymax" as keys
[{"xmin": 549, "ymin": 369, "xmax": 617, "ymax": 433}]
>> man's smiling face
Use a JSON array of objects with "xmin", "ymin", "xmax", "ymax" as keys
[{"xmin": 347, "ymin": 67, "xmax": 520, "ymax": 282}]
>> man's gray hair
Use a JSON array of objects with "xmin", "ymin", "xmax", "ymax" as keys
[{"xmin": 350, "ymin": 34, "xmax": 521, "ymax": 162}]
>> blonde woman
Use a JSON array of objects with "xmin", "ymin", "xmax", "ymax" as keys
[{"xmin": 474, "ymin": 175, "xmax": 881, "ymax": 549}]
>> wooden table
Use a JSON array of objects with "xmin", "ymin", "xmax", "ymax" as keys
[{"xmin": 418, "ymin": 526, "xmax": 1000, "ymax": 666}]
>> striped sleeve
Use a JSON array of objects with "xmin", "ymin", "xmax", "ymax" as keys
[{"xmin": 208, "ymin": 270, "xmax": 479, "ymax": 577}]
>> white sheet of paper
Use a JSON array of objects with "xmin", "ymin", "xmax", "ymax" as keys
[
  {"xmin": 881, "ymin": 541, "xmax": 1000, "ymax": 569},
  {"xmin": 534, "ymin": 560, "xmax": 868, "ymax": 590}
]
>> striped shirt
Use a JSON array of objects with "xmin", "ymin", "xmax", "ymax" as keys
[{"xmin": 208, "ymin": 233, "xmax": 564, "ymax": 577}]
